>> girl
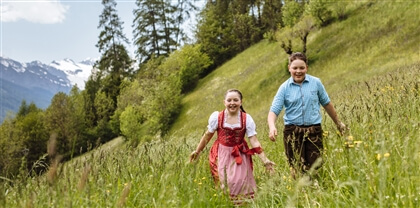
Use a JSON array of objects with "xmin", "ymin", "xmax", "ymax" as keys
[{"xmin": 190, "ymin": 89, "xmax": 274, "ymax": 204}]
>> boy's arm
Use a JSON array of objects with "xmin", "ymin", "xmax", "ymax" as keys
[{"xmin": 323, "ymin": 102, "xmax": 347, "ymax": 135}]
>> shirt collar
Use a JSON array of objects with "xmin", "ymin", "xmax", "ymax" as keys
[{"xmin": 288, "ymin": 75, "xmax": 310, "ymax": 85}]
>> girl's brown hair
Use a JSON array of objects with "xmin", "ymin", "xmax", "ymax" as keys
[{"xmin": 225, "ymin": 89, "xmax": 246, "ymax": 113}]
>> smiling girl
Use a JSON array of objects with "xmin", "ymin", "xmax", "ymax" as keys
[{"xmin": 190, "ymin": 89, "xmax": 274, "ymax": 204}]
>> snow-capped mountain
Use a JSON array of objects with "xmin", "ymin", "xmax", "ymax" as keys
[
  {"xmin": 49, "ymin": 58, "xmax": 96, "ymax": 90},
  {"xmin": 1, "ymin": 56, "xmax": 95, "ymax": 91},
  {"xmin": 0, "ymin": 56, "xmax": 95, "ymax": 123}
]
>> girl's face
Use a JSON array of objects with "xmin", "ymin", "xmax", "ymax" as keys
[
  {"xmin": 288, "ymin": 59, "xmax": 308, "ymax": 84},
  {"xmin": 224, "ymin": 91, "xmax": 242, "ymax": 114}
]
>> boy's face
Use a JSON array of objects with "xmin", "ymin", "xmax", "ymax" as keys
[{"xmin": 288, "ymin": 59, "xmax": 308, "ymax": 84}]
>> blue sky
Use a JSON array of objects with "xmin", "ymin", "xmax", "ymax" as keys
[{"xmin": 1, "ymin": 0, "xmax": 200, "ymax": 64}]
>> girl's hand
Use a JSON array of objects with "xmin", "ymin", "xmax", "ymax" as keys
[
  {"xmin": 264, "ymin": 160, "xmax": 275, "ymax": 174},
  {"xmin": 189, "ymin": 151, "xmax": 200, "ymax": 163}
]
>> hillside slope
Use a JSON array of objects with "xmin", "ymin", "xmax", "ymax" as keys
[{"xmin": 169, "ymin": 1, "xmax": 420, "ymax": 139}]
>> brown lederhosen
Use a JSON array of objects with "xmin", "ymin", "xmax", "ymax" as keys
[{"xmin": 283, "ymin": 124, "xmax": 323, "ymax": 172}]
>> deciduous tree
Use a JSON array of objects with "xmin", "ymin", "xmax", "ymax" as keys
[
  {"xmin": 282, "ymin": 0, "xmax": 305, "ymax": 27},
  {"xmin": 305, "ymin": 0, "xmax": 332, "ymax": 26},
  {"xmin": 294, "ymin": 15, "xmax": 316, "ymax": 54}
]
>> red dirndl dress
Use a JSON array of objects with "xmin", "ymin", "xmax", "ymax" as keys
[{"xmin": 208, "ymin": 110, "xmax": 262, "ymax": 201}]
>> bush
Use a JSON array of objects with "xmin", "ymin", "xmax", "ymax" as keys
[
  {"xmin": 161, "ymin": 44, "xmax": 212, "ymax": 93},
  {"xmin": 120, "ymin": 105, "xmax": 143, "ymax": 143}
]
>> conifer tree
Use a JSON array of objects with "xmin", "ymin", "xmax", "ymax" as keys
[
  {"xmin": 94, "ymin": 0, "xmax": 134, "ymax": 139},
  {"xmin": 173, "ymin": 0, "xmax": 197, "ymax": 45},
  {"xmin": 17, "ymin": 100, "xmax": 39, "ymax": 118},
  {"xmin": 97, "ymin": 0, "xmax": 130, "ymax": 54},
  {"xmin": 196, "ymin": 0, "xmax": 237, "ymax": 71},
  {"xmin": 133, "ymin": 0, "xmax": 182, "ymax": 65},
  {"xmin": 96, "ymin": 0, "xmax": 134, "ymax": 103},
  {"xmin": 261, "ymin": 0, "xmax": 283, "ymax": 32},
  {"xmin": 230, "ymin": 0, "xmax": 263, "ymax": 51}
]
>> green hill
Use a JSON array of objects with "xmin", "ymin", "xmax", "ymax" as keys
[
  {"xmin": 2, "ymin": 1, "xmax": 419, "ymax": 207},
  {"xmin": 170, "ymin": 1, "xmax": 419, "ymax": 139}
]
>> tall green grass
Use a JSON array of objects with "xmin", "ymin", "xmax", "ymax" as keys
[
  {"xmin": 1, "ymin": 1, "xmax": 419, "ymax": 207},
  {"xmin": 2, "ymin": 65, "xmax": 418, "ymax": 207}
]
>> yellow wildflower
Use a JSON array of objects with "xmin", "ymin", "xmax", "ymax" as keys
[
  {"xmin": 384, "ymin": 153, "xmax": 390, "ymax": 158},
  {"xmin": 376, "ymin": 154, "xmax": 381, "ymax": 160},
  {"xmin": 202, "ymin": 177, "xmax": 206, "ymax": 180},
  {"xmin": 347, "ymin": 136, "xmax": 354, "ymax": 141},
  {"xmin": 354, "ymin": 141, "xmax": 363, "ymax": 147}
]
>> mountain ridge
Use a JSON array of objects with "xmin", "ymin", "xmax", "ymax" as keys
[{"xmin": 0, "ymin": 56, "xmax": 95, "ymax": 123}]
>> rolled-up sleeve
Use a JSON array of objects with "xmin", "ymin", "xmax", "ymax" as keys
[
  {"xmin": 207, "ymin": 111, "xmax": 219, "ymax": 133},
  {"xmin": 317, "ymin": 80, "xmax": 330, "ymax": 106},
  {"xmin": 270, "ymin": 84, "xmax": 286, "ymax": 116}
]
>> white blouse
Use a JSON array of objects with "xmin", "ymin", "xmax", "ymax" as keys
[{"xmin": 207, "ymin": 111, "xmax": 257, "ymax": 137}]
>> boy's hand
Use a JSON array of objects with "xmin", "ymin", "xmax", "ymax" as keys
[
  {"xmin": 336, "ymin": 122, "xmax": 347, "ymax": 135},
  {"xmin": 269, "ymin": 128, "xmax": 277, "ymax": 142}
]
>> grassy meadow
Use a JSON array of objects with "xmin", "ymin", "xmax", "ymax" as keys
[{"xmin": 1, "ymin": 1, "xmax": 419, "ymax": 207}]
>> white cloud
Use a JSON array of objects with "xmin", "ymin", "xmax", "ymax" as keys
[{"xmin": 1, "ymin": 1, "xmax": 69, "ymax": 24}]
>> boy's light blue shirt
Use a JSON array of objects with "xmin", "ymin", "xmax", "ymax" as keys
[{"xmin": 270, "ymin": 74, "xmax": 330, "ymax": 126}]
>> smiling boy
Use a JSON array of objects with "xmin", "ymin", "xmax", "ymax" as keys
[{"xmin": 267, "ymin": 52, "xmax": 347, "ymax": 178}]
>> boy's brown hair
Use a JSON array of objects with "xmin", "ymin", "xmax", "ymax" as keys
[{"xmin": 289, "ymin": 52, "xmax": 308, "ymax": 65}]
